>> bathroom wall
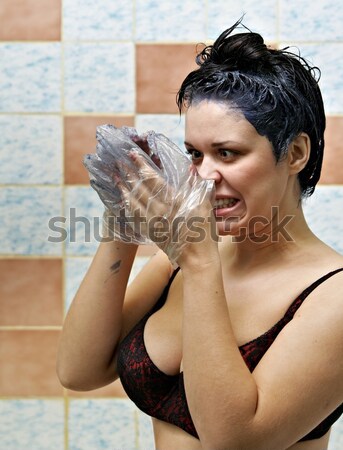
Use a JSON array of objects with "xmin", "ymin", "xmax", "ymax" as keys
[{"xmin": 0, "ymin": 1, "xmax": 342, "ymax": 449}]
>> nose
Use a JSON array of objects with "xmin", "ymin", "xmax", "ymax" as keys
[{"xmin": 196, "ymin": 158, "xmax": 223, "ymax": 184}]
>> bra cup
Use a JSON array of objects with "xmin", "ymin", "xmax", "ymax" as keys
[{"xmin": 117, "ymin": 267, "xmax": 343, "ymax": 441}]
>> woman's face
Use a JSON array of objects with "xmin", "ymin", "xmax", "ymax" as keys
[{"xmin": 184, "ymin": 100, "xmax": 294, "ymax": 238}]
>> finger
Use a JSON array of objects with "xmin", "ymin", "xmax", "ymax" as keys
[
  {"xmin": 129, "ymin": 150, "xmax": 166, "ymax": 195},
  {"xmin": 131, "ymin": 135, "xmax": 151, "ymax": 155},
  {"xmin": 129, "ymin": 149, "xmax": 162, "ymax": 176}
]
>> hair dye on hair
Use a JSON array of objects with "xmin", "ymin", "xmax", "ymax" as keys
[{"xmin": 177, "ymin": 18, "xmax": 326, "ymax": 197}]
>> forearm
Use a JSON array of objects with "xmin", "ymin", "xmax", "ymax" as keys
[
  {"xmin": 181, "ymin": 259, "xmax": 258, "ymax": 449},
  {"xmin": 57, "ymin": 239, "xmax": 138, "ymax": 390}
]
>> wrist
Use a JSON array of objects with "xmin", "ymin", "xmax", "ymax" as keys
[
  {"xmin": 99, "ymin": 235, "xmax": 139, "ymax": 253},
  {"xmin": 177, "ymin": 242, "xmax": 220, "ymax": 273}
]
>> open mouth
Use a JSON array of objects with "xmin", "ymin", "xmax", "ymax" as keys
[{"xmin": 213, "ymin": 198, "xmax": 239, "ymax": 209}]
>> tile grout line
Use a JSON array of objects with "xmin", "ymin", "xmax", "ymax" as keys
[
  {"xmin": 134, "ymin": 408, "xmax": 140, "ymax": 450},
  {"xmin": 60, "ymin": 3, "xmax": 69, "ymax": 450},
  {"xmin": 64, "ymin": 389, "xmax": 70, "ymax": 450}
]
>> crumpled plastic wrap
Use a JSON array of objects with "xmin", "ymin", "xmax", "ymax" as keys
[{"xmin": 83, "ymin": 124, "xmax": 214, "ymax": 264}]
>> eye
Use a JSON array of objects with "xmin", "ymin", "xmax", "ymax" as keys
[
  {"xmin": 186, "ymin": 148, "xmax": 203, "ymax": 162},
  {"xmin": 219, "ymin": 149, "xmax": 237, "ymax": 160}
]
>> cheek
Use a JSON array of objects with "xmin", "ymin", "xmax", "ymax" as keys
[
  {"xmin": 234, "ymin": 163, "xmax": 287, "ymax": 205},
  {"xmin": 229, "ymin": 164, "xmax": 268, "ymax": 194}
]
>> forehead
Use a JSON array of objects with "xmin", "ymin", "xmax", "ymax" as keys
[{"xmin": 184, "ymin": 100, "xmax": 260, "ymax": 145}]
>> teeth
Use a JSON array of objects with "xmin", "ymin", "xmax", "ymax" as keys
[{"xmin": 214, "ymin": 198, "xmax": 237, "ymax": 208}]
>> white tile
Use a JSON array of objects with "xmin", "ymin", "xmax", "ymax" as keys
[
  {"xmin": 280, "ymin": 0, "xmax": 343, "ymax": 41},
  {"xmin": 0, "ymin": 187, "xmax": 63, "ymax": 255},
  {"xmin": 278, "ymin": 43, "xmax": 343, "ymax": 115},
  {"xmin": 0, "ymin": 399, "xmax": 64, "ymax": 450},
  {"xmin": 329, "ymin": 417, "xmax": 343, "ymax": 450},
  {"xmin": 137, "ymin": 410, "xmax": 155, "ymax": 450},
  {"xmin": 0, "ymin": 44, "xmax": 61, "ymax": 112},
  {"xmin": 68, "ymin": 399, "xmax": 137, "ymax": 450},
  {"xmin": 63, "ymin": 0, "xmax": 133, "ymax": 40},
  {"xmin": 303, "ymin": 186, "xmax": 343, "ymax": 254},
  {"xmin": 64, "ymin": 43, "xmax": 134, "ymax": 113},
  {"xmin": 0, "ymin": 115, "xmax": 62, "ymax": 184},
  {"xmin": 135, "ymin": 0, "xmax": 206, "ymax": 42},
  {"xmin": 208, "ymin": 0, "xmax": 277, "ymax": 42}
]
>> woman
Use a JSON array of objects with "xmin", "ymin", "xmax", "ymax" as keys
[{"xmin": 57, "ymin": 20, "xmax": 343, "ymax": 450}]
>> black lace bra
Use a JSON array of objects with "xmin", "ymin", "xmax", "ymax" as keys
[{"xmin": 117, "ymin": 268, "xmax": 343, "ymax": 441}]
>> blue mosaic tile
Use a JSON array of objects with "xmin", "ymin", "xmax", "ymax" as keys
[
  {"xmin": 303, "ymin": 186, "xmax": 343, "ymax": 254},
  {"xmin": 68, "ymin": 399, "xmax": 136, "ymax": 450},
  {"xmin": 64, "ymin": 43, "xmax": 134, "ymax": 113},
  {"xmin": 207, "ymin": 0, "xmax": 277, "ymax": 42},
  {"xmin": 0, "ymin": 44, "xmax": 61, "ymax": 112},
  {"xmin": 0, "ymin": 115, "xmax": 62, "ymax": 184},
  {"xmin": 0, "ymin": 187, "xmax": 63, "ymax": 255},
  {"xmin": 63, "ymin": 0, "xmax": 133, "ymax": 40},
  {"xmin": 280, "ymin": 0, "xmax": 343, "ymax": 41},
  {"xmin": 0, "ymin": 399, "xmax": 64, "ymax": 450},
  {"xmin": 135, "ymin": 0, "xmax": 206, "ymax": 42}
]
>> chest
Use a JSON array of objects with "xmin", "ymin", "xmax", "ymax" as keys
[
  {"xmin": 223, "ymin": 275, "xmax": 300, "ymax": 346},
  {"xmin": 143, "ymin": 270, "xmax": 304, "ymax": 375}
]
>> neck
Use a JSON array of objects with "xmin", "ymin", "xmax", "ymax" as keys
[{"xmin": 222, "ymin": 203, "xmax": 317, "ymax": 269}]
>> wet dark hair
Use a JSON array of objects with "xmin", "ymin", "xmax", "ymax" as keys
[{"xmin": 177, "ymin": 18, "xmax": 326, "ymax": 197}]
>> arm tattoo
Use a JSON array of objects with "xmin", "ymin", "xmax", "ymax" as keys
[{"xmin": 110, "ymin": 259, "xmax": 122, "ymax": 274}]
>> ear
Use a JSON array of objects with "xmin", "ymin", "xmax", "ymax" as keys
[{"xmin": 287, "ymin": 133, "xmax": 311, "ymax": 175}]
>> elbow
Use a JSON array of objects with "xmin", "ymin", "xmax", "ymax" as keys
[
  {"xmin": 56, "ymin": 364, "xmax": 84, "ymax": 391},
  {"xmin": 56, "ymin": 369, "xmax": 98, "ymax": 391},
  {"xmin": 56, "ymin": 361, "xmax": 117, "ymax": 392},
  {"xmin": 56, "ymin": 362, "xmax": 91, "ymax": 391}
]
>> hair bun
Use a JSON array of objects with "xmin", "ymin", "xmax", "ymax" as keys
[{"xmin": 197, "ymin": 19, "xmax": 273, "ymax": 72}]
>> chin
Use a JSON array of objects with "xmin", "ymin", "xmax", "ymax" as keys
[{"xmin": 216, "ymin": 215, "xmax": 246, "ymax": 237}]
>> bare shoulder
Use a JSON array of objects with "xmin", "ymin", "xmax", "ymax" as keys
[
  {"xmin": 120, "ymin": 249, "xmax": 174, "ymax": 339},
  {"xmin": 251, "ymin": 259, "xmax": 343, "ymax": 444},
  {"xmin": 304, "ymin": 244, "xmax": 343, "ymax": 304},
  {"xmin": 297, "ymin": 260, "xmax": 343, "ymax": 325},
  {"xmin": 284, "ymin": 245, "xmax": 343, "ymax": 340}
]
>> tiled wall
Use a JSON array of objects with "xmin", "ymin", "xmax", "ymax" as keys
[{"xmin": 0, "ymin": 1, "xmax": 342, "ymax": 449}]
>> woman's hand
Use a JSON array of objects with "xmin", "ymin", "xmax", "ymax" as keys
[{"xmin": 83, "ymin": 125, "xmax": 215, "ymax": 264}]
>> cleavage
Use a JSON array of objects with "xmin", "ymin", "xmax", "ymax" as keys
[{"xmin": 143, "ymin": 278, "xmax": 183, "ymax": 377}]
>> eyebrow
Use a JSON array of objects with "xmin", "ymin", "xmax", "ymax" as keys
[{"xmin": 184, "ymin": 140, "xmax": 242, "ymax": 148}]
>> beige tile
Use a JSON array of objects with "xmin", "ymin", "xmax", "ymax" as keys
[
  {"xmin": 0, "ymin": 0, "xmax": 61, "ymax": 41},
  {"xmin": 0, "ymin": 259, "xmax": 63, "ymax": 326},
  {"xmin": 0, "ymin": 330, "xmax": 63, "ymax": 396},
  {"xmin": 136, "ymin": 44, "xmax": 199, "ymax": 113},
  {"xmin": 64, "ymin": 116, "xmax": 135, "ymax": 185},
  {"xmin": 319, "ymin": 116, "xmax": 343, "ymax": 184}
]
